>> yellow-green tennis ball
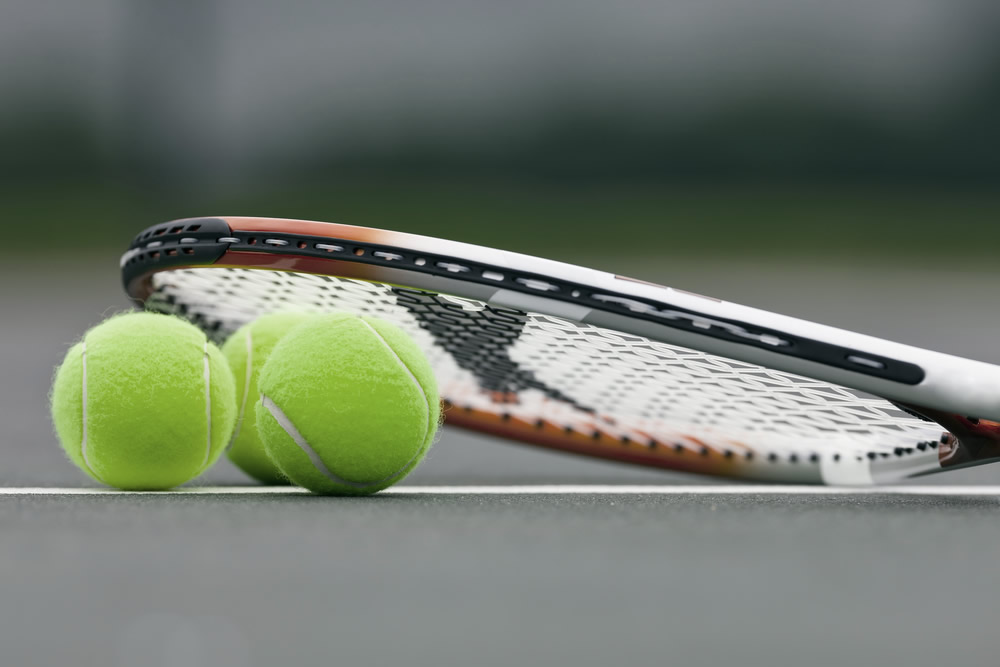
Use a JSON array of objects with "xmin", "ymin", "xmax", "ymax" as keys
[
  {"xmin": 221, "ymin": 312, "xmax": 317, "ymax": 484},
  {"xmin": 50, "ymin": 312, "xmax": 237, "ymax": 490},
  {"xmin": 255, "ymin": 313, "xmax": 439, "ymax": 495}
]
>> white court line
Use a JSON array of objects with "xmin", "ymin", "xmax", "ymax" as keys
[{"xmin": 0, "ymin": 485, "xmax": 999, "ymax": 496}]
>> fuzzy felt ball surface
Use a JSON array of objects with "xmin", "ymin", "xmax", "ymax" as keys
[
  {"xmin": 50, "ymin": 312, "xmax": 237, "ymax": 490},
  {"xmin": 222, "ymin": 312, "xmax": 318, "ymax": 484},
  {"xmin": 255, "ymin": 313, "xmax": 439, "ymax": 495}
]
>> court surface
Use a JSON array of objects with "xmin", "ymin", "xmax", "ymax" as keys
[{"xmin": 3, "ymin": 257, "xmax": 999, "ymax": 667}]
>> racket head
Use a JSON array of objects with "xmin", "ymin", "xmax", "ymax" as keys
[{"xmin": 121, "ymin": 217, "xmax": 1000, "ymax": 484}]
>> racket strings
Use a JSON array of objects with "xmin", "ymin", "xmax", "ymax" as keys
[{"xmin": 145, "ymin": 268, "xmax": 944, "ymax": 464}]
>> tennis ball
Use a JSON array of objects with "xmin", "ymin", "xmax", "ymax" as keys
[
  {"xmin": 221, "ymin": 312, "xmax": 317, "ymax": 484},
  {"xmin": 50, "ymin": 312, "xmax": 237, "ymax": 490},
  {"xmin": 255, "ymin": 313, "xmax": 439, "ymax": 495}
]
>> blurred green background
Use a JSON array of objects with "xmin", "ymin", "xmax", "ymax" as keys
[{"xmin": 2, "ymin": 0, "xmax": 998, "ymax": 263}]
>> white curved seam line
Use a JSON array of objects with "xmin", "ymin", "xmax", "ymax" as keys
[
  {"xmin": 260, "ymin": 395, "xmax": 374, "ymax": 490},
  {"xmin": 80, "ymin": 342, "xmax": 94, "ymax": 474},
  {"xmin": 359, "ymin": 319, "xmax": 430, "ymax": 439},
  {"xmin": 79, "ymin": 342, "xmax": 106, "ymax": 484},
  {"xmin": 203, "ymin": 341, "xmax": 212, "ymax": 466},
  {"xmin": 358, "ymin": 320, "xmax": 432, "ymax": 479},
  {"xmin": 228, "ymin": 331, "xmax": 254, "ymax": 450}
]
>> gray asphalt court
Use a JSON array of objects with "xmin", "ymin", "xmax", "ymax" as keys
[{"xmin": 3, "ymin": 254, "xmax": 999, "ymax": 667}]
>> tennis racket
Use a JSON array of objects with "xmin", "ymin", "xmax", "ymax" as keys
[{"xmin": 121, "ymin": 216, "xmax": 1000, "ymax": 485}]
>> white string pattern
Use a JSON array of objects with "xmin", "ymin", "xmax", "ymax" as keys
[{"xmin": 146, "ymin": 268, "xmax": 943, "ymax": 459}]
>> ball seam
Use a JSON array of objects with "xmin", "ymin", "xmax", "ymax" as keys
[
  {"xmin": 259, "ymin": 394, "xmax": 383, "ymax": 490},
  {"xmin": 228, "ymin": 330, "xmax": 254, "ymax": 452},
  {"xmin": 202, "ymin": 341, "xmax": 213, "ymax": 466},
  {"xmin": 260, "ymin": 392, "xmax": 427, "ymax": 490},
  {"xmin": 358, "ymin": 319, "xmax": 431, "ymax": 438},
  {"xmin": 79, "ymin": 340, "xmax": 108, "ymax": 484}
]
